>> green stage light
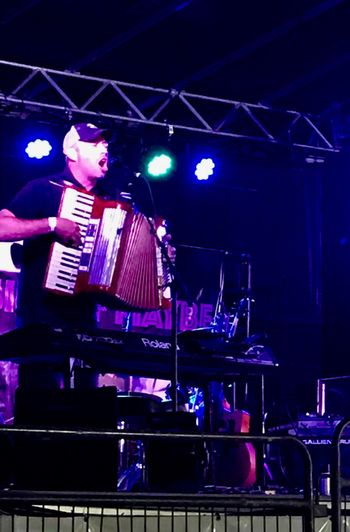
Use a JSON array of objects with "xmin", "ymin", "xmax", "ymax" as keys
[{"xmin": 144, "ymin": 149, "xmax": 176, "ymax": 179}]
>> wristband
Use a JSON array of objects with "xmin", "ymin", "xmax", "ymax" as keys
[{"xmin": 48, "ymin": 217, "xmax": 57, "ymax": 232}]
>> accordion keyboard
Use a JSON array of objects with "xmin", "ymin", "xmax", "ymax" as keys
[
  {"xmin": 43, "ymin": 185, "xmax": 171, "ymax": 310},
  {"xmin": 44, "ymin": 188, "xmax": 94, "ymax": 294}
]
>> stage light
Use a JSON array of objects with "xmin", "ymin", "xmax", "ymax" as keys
[
  {"xmin": 25, "ymin": 139, "xmax": 52, "ymax": 159},
  {"xmin": 147, "ymin": 153, "xmax": 173, "ymax": 177},
  {"xmin": 305, "ymin": 154, "xmax": 325, "ymax": 164},
  {"xmin": 144, "ymin": 148, "xmax": 175, "ymax": 179},
  {"xmin": 195, "ymin": 158, "xmax": 215, "ymax": 181}
]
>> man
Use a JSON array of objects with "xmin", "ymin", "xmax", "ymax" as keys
[
  {"xmin": 0, "ymin": 123, "xmax": 118, "ymax": 390},
  {"xmin": 0, "ymin": 122, "xmax": 111, "ymax": 328},
  {"xmin": 0, "ymin": 122, "xmax": 175, "ymax": 388}
]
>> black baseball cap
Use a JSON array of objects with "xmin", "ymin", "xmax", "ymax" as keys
[{"xmin": 63, "ymin": 123, "xmax": 111, "ymax": 154}]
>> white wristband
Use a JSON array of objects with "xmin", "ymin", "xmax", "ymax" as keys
[{"xmin": 48, "ymin": 217, "xmax": 57, "ymax": 232}]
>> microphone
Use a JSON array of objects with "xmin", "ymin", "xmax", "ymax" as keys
[
  {"xmin": 127, "ymin": 171, "xmax": 142, "ymax": 188},
  {"xmin": 127, "ymin": 172, "xmax": 155, "ymax": 218},
  {"xmin": 107, "ymin": 155, "xmax": 123, "ymax": 168}
]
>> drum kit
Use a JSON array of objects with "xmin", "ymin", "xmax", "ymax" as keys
[
  {"xmin": 97, "ymin": 373, "xmax": 204, "ymax": 491},
  {"xmin": 113, "ymin": 382, "xmax": 258, "ymax": 491},
  {"xmin": 108, "ymin": 295, "xmax": 256, "ymax": 491},
  {"xmin": 115, "ymin": 391, "xmax": 163, "ymax": 491},
  {"xmin": 94, "ymin": 250, "xmax": 258, "ymax": 491}
]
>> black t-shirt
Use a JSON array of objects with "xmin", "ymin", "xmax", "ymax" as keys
[{"xmin": 7, "ymin": 168, "xmax": 116, "ymax": 328}]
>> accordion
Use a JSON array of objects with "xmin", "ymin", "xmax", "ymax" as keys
[{"xmin": 43, "ymin": 185, "xmax": 172, "ymax": 310}]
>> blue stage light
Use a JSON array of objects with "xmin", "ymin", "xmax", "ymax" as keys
[
  {"xmin": 25, "ymin": 139, "xmax": 52, "ymax": 159},
  {"xmin": 195, "ymin": 158, "xmax": 215, "ymax": 180}
]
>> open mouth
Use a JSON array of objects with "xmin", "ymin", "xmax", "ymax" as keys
[{"xmin": 98, "ymin": 156, "xmax": 108, "ymax": 168}]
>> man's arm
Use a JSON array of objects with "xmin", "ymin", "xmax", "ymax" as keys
[
  {"xmin": 0, "ymin": 209, "xmax": 82, "ymax": 246},
  {"xmin": 0, "ymin": 209, "xmax": 53, "ymax": 241}
]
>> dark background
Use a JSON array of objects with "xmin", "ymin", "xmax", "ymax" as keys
[
  {"xmin": 2, "ymin": 0, "xmax": 350, "ymax": 115},
  {"xmin": 0, "ymin": 113, "xmax": 345, "ymax": 420},
  {"xmin": 2, "ymin": 0, "xmax": 350, "ymax": 421}
]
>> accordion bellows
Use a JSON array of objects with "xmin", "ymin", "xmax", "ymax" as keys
[{"xmin": 43, "ymin": 185, "xmax": 172, "ymax": 311}]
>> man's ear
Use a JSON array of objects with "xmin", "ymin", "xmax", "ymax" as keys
[{"xmin": 65, "ymin": 146, "xmax": 78, "ymax": 162}]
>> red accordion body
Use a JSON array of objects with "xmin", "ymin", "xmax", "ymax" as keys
[{"xmin": 43, "ymin": 185, "xmax": 172, "ymax": 310}]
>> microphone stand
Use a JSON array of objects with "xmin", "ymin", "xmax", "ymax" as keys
[
  {"xmin": 126, "ymin": 171, "xmax": 192, "ymax": 412},
  {"xmin": 145, "ymin": 218, "xmax": 193, "ymax": 412}
]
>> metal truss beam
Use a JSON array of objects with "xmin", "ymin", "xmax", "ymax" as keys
[{"xmin": 0, "ymin": 59, "xmax": 339, "ymax": 153}]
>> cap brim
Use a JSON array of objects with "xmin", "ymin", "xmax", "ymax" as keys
[{"xmin": 83, "ymin": 128, "xmax": 112, "ymax": 142}]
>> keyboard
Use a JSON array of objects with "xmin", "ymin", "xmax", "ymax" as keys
[{"xmin": 0, "ymin": 325, "xmax": 277, "ymax": 381}]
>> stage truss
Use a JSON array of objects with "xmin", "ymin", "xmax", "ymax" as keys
[{"xmin": 0, "ymin": 59, "xmax": 338, "ymax": 154}]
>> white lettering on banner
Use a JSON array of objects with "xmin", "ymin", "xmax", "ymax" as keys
[
  {"xmin": 131, "ymin": 312, "xmax": 141, "ymax": 327},
  {"xmin": 163, "ymin": 307, "xmax": 172, "ymax": 330},
  {"xmin": 179, "ymin": 301, "xmax": 198, "ymax": 329},
  {"xmin": 141, "ymin": 311, "xmax": 163, "ymax": 329},
  {"xmin": 98, "ymin": 301, "xmax": 214, "ymax": 332},
  {"xmin": 0, "ymin": 276, "xmax": 215, "ymax": 333},
  {"xmin": 199, "ymin": 303, "xmax": 214, "ymax": 328}
]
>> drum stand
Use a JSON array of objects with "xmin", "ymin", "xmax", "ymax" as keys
[
  {"xmin": 211, "ymin": 253, "xmax": 253, "ymax": 340},
  {"xmin": 117, "ymin": 419, "xmax": 146, "ymax": 491},
  {"xmin": 207, "ymin": 253, "xmax": 270, "ymax": 489}
]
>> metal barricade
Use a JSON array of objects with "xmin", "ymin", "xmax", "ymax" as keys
[
  {"xmin": 0, "ymin": 425, "xmax": 318, "ymax": 531},
  {"xmin": 330, "ymin": 417, "xmax": 350, "ymax": 532}
]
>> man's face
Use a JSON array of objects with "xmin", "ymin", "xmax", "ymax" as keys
[{"xmin": 74, "ymin": 135, "xmax": 109, "ymax": 179}]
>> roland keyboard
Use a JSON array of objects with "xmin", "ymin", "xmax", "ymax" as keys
[{"xmin": 0, "ymin": 325, "xmax": 277, "ymax": 381}]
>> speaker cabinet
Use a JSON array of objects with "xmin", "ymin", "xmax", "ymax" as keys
[
  {"xmin": 13, "ymin": 386, "xmax": 118, "ymax": 491},
  {"xmin": 268, "ymin": 422, "xmax": 350, "ymax": 491},
  {"xmin": 146, "ymin": 411, "xmax": 203, "ymax": 492}
]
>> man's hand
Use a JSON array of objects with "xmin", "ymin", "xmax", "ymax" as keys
[
  {"xmin": 162, "ymin": 233, "xmax": 176, "ymax": 264},
  {"xmin": 55, "ymin": 217, "xmax": 82, "ymax": 247},
  {"xmin": 167, "ymin": 244, "xmax": 176, "ymax": 264}
]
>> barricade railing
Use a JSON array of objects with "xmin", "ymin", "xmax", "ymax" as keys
[
  {"xmin": 331, "ymin": 417, "xmax": 350, "ymax": 532},
  {"xmin": 0, "ymin": 426, "xmax": 316, "ymax": 531}
]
